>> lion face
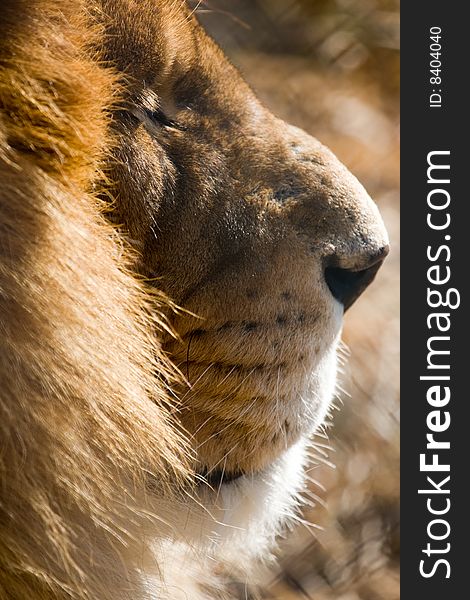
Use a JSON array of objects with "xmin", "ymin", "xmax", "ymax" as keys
[{"xmin": 104, "ymin": 1, "xmax": 388, "ymax": 483}]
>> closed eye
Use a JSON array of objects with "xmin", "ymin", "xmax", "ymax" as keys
[{"xmin": 145, "ymin": 107, "xmax": 185, "ymax": 131}]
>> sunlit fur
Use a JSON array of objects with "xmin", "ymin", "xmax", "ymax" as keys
[
  {"xmin": 0, "ymin": 1, "xmax": 388, "ymax": 598},
  {"xmin": 0, "ymin": 2, "xmax": 189, "ymax": 598}
]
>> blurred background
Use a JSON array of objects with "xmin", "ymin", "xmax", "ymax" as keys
[{"xmin": 191, "ymin": 1, "xmax": 399, "ymax": 598}]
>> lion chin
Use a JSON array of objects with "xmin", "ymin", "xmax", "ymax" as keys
[{"xmin": 0, "ymin": 0, "xmax": 388, "ymax": 599}]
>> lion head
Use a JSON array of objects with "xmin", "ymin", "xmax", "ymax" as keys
[
  {"xmin": 103, "ymin": 1, "xmax": 388, "ymax": 479},
  {"xmin": 0, "ymin": 0, "xmax": 388, "ymax": 598}
]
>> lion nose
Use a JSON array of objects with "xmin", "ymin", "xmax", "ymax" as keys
[
  {"xmin": 324, "ymin": 245, "xmax": 389, "ymax": 310},
  {"xmin": 282, "ymin": 127, "xmax": 389, "ymax": 310}
]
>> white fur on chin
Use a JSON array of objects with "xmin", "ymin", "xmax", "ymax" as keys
[{"xmin": 143, "ymin": 440, "xmax": 309, "ymax": 599}]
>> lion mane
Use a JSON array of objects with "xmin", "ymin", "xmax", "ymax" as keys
[{"xmin": 0, "ymin": 2, "xmax": 190, "ymax": 598}]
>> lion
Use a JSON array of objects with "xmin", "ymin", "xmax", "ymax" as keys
[{"xmin": 0, "ymin": 1, "xmax": 389, "ymax": 599}]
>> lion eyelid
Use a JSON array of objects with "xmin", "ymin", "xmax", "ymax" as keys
[
  {"xmin": 146, "ymin": 108, "xmax": 186, "ymax": 131},
  {"xmin": 127, "ymin": 105, "xmax": 186, "ymax": 132}
]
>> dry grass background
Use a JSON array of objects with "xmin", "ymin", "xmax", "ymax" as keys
[{"xmin": 192, "ymin": 1, "xmax": 400, "ymax": 598}]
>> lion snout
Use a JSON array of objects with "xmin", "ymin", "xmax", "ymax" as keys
[{"xmin": 281, "ymin": 127, "xmax": 390, "ymax": 310}]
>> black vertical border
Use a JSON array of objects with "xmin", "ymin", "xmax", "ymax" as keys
[{"xmin": 401, "ymin": 3, "xmax": 467, "ymax": 598}]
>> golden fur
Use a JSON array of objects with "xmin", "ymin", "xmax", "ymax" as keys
[
  {"xmin": 0, "ymin": 1, "xmax": 388, "ymax": 598},
  {"xmin": 0, "ymin": 2, "xmax": 189, "ymax": 598}
]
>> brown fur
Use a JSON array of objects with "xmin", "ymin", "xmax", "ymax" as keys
[
  {"xmin": 0, "ymin": 1, "xmax": 388, "ymax": 598},
  {"xmin": 0, "ymin": 2, "xmax": 189, "ymax": 598}
]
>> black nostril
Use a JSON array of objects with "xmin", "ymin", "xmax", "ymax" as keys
[{"xmin": 324, "ymin": 246, "xmax": 389, "ymax": 310}]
